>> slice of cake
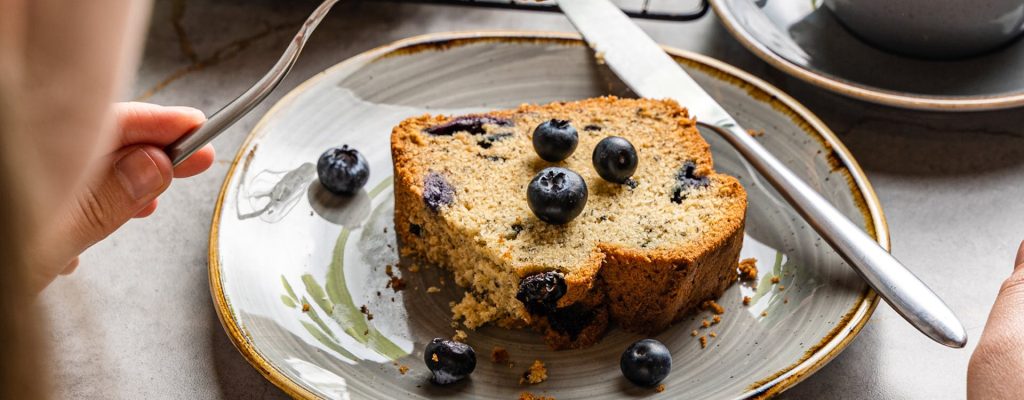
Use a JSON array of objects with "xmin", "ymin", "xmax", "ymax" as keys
[{"xmin": 392, "ymin": 97, "xmax": 746, "ymax": 349}]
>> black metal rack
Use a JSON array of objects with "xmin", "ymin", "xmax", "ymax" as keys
[{"xmin": 383, "ymin": 0, "xmax": 709, "ymax": 21}]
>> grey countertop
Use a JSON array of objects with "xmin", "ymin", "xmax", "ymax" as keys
[{"xmin": 40, "ymin": 0, "xmax": 1024, "ymax": 398}]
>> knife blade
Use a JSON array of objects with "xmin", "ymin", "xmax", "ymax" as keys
[{"xmin": 559, "ymin": 0, "xmax": 967, "ymax": 348}]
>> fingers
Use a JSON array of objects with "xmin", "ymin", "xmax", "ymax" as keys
[
  {"xmin": 1016, "ymin": 242, "xmax": 1024, "ymax": 268},
  {"xmin": 60, "ymin": 258, "xmax": 80, "ymax": 276},
  {"xmin": 113, "ymin": 102, "xmax": 215, "ymax": 178},
  {"xmin": 113, "ymin": 102, "xmax": 206, "ymax": 148},
  {"xmin": 173, "ymin": 144, "xmax": 215, "ymax": 178},
  {"xmin": 134, "ymin": 199, "xmax": 158, "ymax": 218},
  {"xmin": 968, "ymin": 240, "xmax": 1024, "ymax": 399}
]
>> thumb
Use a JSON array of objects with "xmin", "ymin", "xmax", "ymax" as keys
[
  {"xmin": 967, "ymin": 241, "xmax": 1024, "ymax": 399},
  {"xmin": 985, "ymin": 241, "xmax": 1024, "ymax": 333},
  {"xmin": 30, "ymin": 145, "xmax": 172, "ymax": 290}
]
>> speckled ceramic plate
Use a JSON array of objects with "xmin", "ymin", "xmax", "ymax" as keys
[
  {"xmin": 710, "ymin": 0, "xmax": 1024, "ymax": 111},
  {"xmin": 209, "ymin": 31, "xmax": 886, "ymax": 399}
]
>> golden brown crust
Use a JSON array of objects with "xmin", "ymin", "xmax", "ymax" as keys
[{"xmin": 392, "ymin": 97, "xmax": 747, "ymax": 348}]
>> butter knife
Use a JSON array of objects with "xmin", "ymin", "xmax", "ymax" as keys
[{"xmin": 559, "ymin": 0, "xmax": 967, "ymax": 348}]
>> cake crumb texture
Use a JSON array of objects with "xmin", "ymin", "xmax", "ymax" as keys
[
  {"xmin": 737, "ymin": 257, "xmax": 758, "ymax": 280},
  {"xmin": 520, "ymin": 392, "xmax": 556, "ymax": 400},
  {"xmin": 520, "ymin": 360, "xmax": 548, "ymax": 385}
]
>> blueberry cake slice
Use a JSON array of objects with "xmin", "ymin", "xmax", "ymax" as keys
[{"xmin": 391, "ymin": 97, "xmax": 746, "ymax": 349}]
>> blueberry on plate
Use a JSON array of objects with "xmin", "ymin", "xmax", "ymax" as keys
[
  {"xmin": 592, "ymin": 136, "xmax": 638, "ymax": 184},
  {"xmin": 424, "ymin": 338, "xmax": 476, "ymax": 384},
  {"xmin": 317, "ymin": 145, "xmax": 370, "ymax": 195},
  {"xmin": 527, "ymin": 167, "xmax": 588, "ymax": 225},
  {"xmin": 532, "ymin": 119, "xmax": 579, "ymax": 162},
  {"xmin": 620, "ymin": 338, "xmax": 672, "ymax": 387}
]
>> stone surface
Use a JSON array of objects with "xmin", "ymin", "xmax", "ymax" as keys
[{"xmin": 39, "ymin": 0, "xmax": 1024, "ymax": 398}]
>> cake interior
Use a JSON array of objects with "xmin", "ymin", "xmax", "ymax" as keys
[{"xmin": 394, "ymin": 99, "xmax": 746, "ymax": 333}]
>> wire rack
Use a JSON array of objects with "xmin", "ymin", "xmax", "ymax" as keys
[{"xmin": 382, "ymin": 0, "xmax": 709, "ymax": 21}]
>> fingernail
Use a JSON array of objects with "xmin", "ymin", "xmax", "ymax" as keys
[
  {"xmin": 115, "ymin": 148, "xmax": 163, "ymax": 200},
  {"xmin": 1015, "ymin": 240, "xmax": 1024, "ymax": 269}
]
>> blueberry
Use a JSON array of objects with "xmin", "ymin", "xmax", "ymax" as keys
[
  {"xmin": 620, "ymin": 339, "xmax": 672, "ymax": 387},
  {"xmin": 423, "ymin": 172, "xmax": 455, "ymax": 211},
  {"xmin": 670, "ymin": 161, "xmax": 709, "ymax": 204},
  {"xmin": 526, "ymin": 167, "xmax": 588, "ymax": 224},
  {"xmin": 592, "ymin": 136, "xmax": 638, "ymax": 184},
  {"xmin": 532, "ymin": 119, "xmax": 579, "ymax": 162},
  {"xmin": 424, "ymin": 338, "xmax": 476, "ymax": 384},
  {"xmin": 515, "ymin": 271, "xmax": 567, "ymax": 315},
  {"xmin": 424, "ymin": 115, "xmax": 511, "ymax": 136},
  {"xmin": 316, "ymin": 145, "xmax": 370, "ymax": 195}
]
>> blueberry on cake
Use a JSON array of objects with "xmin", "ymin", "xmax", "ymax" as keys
[{"xmin": 391, "ymin": 97, "xmax": 747, "ymax": 349}]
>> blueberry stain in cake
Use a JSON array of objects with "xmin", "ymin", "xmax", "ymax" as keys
[
  {"xmin": 532, "ymin": 119, "xmax": 579, "ymax": 162},
  {"xmin": 477, "ymin": 132, "xmax": 514, "ymax": 149},
  {"xmin": 583, "ymin": 124, "xmax": 602, "ymax": 131},
  {"xmin": 547, "ymin": 303, "xmax": 596, "ymax": 340},
  {"xmin": 424, "ymin": 115, "xmax": 512, "ymax": 136},
  {"xmin": 424, "ymin": 338, "xmax": 476, "ymax": 385},
  {"xmin": 409, "ymin": 223, "xmax": 422, "ymax": 237},
  {"xmin": 670, "ymin": 160, "xmax": 709, "ymax": 204},
  {"xmin": 516, "ymin": 271, "xmax": 567, "ymax": 315},
  {"xmin": 316, "ymin": 145, "xmax": 370, "ymax": 195},
  {"xmin": 423, "ymin": 172, "xmax": 455, "ymax": 211},
  {"xmin": 527, "ymin": 167, "xmax": 588, "ymax": 224},
  {"xmin": 592, "ymin": 136, "xmax": 639, "ymax": 184},
  {"xmin": 620, "ymin": 339, "xmax": 672, "ymax": 387}
]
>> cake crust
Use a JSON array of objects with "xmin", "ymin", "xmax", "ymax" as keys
[{"xmin": 392, "ymin": 97, "xmax": 747, "ymax": 349}]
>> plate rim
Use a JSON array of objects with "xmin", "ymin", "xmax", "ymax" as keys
[
  {"xmin": 207, "ymin": 30, "xmax": 886, "ymax": 399},
  {"xmin": 708, "ymin": 0, "xmax": 1024, "ymax": 112}
]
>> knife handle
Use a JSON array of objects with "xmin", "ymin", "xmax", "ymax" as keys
[{"xmin": 698, "ymin": 121, "xmax": 967, "ymax": 348}]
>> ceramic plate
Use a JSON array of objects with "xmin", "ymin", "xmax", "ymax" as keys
[
  {"xmin": 209, "ymin": 32, "xmax": 885, "ymax": 399},
  {"xmin": 711, "ymin": 0, "xmax": 1024, "ymax": 111}
]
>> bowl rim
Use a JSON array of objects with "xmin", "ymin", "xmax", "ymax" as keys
[
  {"xmin": 207, "ymin": 30, "xmax": 886, "ymax": 400},
  {"xmin": 709, "ymin": 0, "xmax": 1024, "ymax": 112}
]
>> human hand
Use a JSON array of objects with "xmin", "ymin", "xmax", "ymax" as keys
[
  {"xmin": 27, "ymin": 102, "xmax": 216, "ymax": 291},
  {"xmin": 967, "ymin": 241, "xmax": 1024, "ymax": 399}
]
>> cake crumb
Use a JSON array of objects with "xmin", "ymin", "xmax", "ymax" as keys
[
  {"xmin": 737, "ymin": 257, "xmax": 758, "ymax": 280},
  {"xmin": 387, "ymin": 276, "xmax": 406, "ymax": 291},
  {"xmin": 742, "ymin": 296, "xmax": 752, "ymax": 306},
  {"xmin": 398, "ymin": 364, "xmax": 409, "ymax": 375},
  {"xmin": 701, "ymin": 300, "xmax": 725, "ymax": 315},
  {"xmin": 784, "ymin": 297, "xmax": 790, "ymax": 304},
  {"xmin": 690, "ymin": 330, "xmax": 698, "ymax": 337},
  {"xmin": 594, "ymin": 50, "xmax": 606, "ymax": 65},
  {"xmin": 491, "ymin": 346, "xmax": 510, "ymax": 364},
  {"xmin": 656, "ymin": 384, "xmax": 666, "ymax": 393},
  {"xmin": 427, "ymin": 286, "xmax": 441, "ymax": 293},
  {"xmin": 452, "ymin": 330, "xmax": 468, "ymax": 342},
  {"xmin": 699, "ymin": 336, "xmax": 708, "ymax": 349},
  {"xmin": 701, "ymin": 319, "xmax": 710, "ymax": 328},
  {"xmin": 301, "ymin": 303, "xmax": 310, "ymax": 312},
  {"xmin": 778, "ymin": 285, "xmax": 786, "ymax": 291},
  {"xmin": 519, "ymin": 392, "xmax": 556, "ymax": 400},
  {"xmin": 709, "ymin": 331, "xmax": 718, "ymax": 338},
  {"xmin": 385, "ymin": 265, "xmax": 393, "ymax": 276},
  {"xmin": 712, "ymin": 315, "xmax": 721, "ymax": 325},
  {"xmin": 747, "ymin": 128, "xmax": 765, "ymax": 137},
  {"xmin": 761, "ymin": 311, "xmax": 769, "ymax": 317},
  {"xmin": 431, "ymin": 353, "xmax": 439, "ymax": 362},
  {"xmin": 770, "ymin": 275, "xmax": 780, "ymax": 284},
  {"xmin": 519, "ymin": 360, "xmax": 548, "ymax": 385},
  {"xmin": 359, "ymin": 305, "xmax": 374, "ymax": 320}
]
